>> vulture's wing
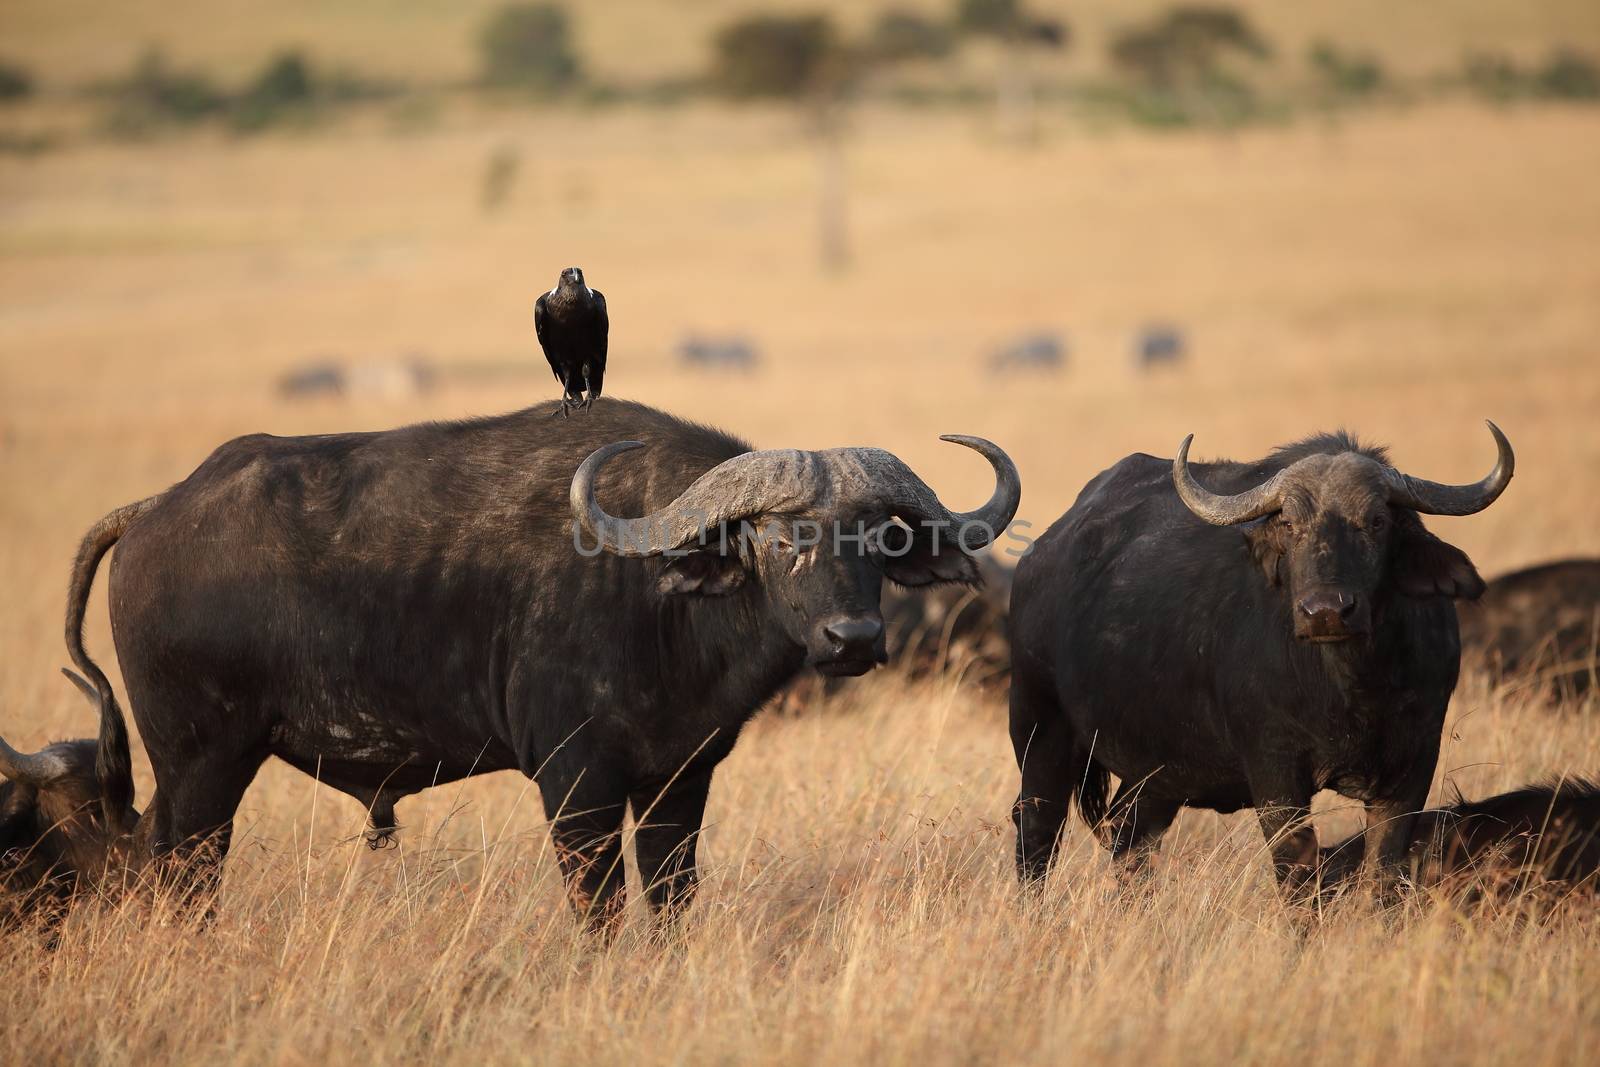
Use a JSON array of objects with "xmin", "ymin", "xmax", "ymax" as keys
[
  {"xmin": 533, "ymin": 293, "xmax": 562, "ymax": 382},
  {"xmin": 592, "ymin": 290, "xmax": 609, "ymax": 361}
]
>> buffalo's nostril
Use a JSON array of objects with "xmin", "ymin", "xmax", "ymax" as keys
[
  {"xmin": 1295, "ymin": 590, "xmax": 1365, "ymax": 640},
  {"xmin": 824, "ymin": 618, "xmax": 883, "ymax": 649},
  {"xmin": 1298, "ymin": 591, "xmax": 1355, "ymax": 617}
]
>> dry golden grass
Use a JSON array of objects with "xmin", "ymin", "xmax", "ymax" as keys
[
  {"xmin": 1, "ymin": 676, "xmax": 1597, "ymax": 1065},
  {"xmin": 1, "ymin": 96, "xmax": 1599, "ymax": 1063}
]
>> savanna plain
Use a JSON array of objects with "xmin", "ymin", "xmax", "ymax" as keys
[{"xmin": 3, "ymin": 77, "xmax": 1600, "ymax": 1067}]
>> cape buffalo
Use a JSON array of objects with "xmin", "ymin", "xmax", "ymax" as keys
[
  {"xmin": 1009, "ymin": 423, "xmax": 1513, "ymax": 891},
  {"xmin": 2, "ymin": 400, "xmax": 1019, "ymax": 928},
  {"xmin": 1457, "ymin": 558, "xmax": 1600, "ymax": 699},
  {"xmin": 1, "ymin": 672, "xmax": 138, "ymax": 924},
  {"xmin": 1320, "ymin": 778, "xmax": 1600, "ymax": 894}
]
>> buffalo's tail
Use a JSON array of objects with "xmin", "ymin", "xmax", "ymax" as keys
[{"xmin": 64, "ymin": 496, "xmax": 159, "ymax": 834}]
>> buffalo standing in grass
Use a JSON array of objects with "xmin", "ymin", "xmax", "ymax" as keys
[
  {"xmin": 1, "ymin": 400, "xmax": 1019, "ymax": 929},
  {"xmin": 1009, "ymin": 424, "xmax": 1513, "ymax": 891}
]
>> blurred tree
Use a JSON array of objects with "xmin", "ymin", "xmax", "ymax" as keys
[
  {"xmin": 0, "ymin": 59, "xmax": 33, "ymax": 104},
  {"xmin": 251, "ymin": 52, "xmax": 313, "ymax": 103},
  {"xmin": 951, "ymin": 0, "xmax": 1070, "ymax": 144},
  {"xmin": 1111, "ymin": 6, "xmax": 1268, "ymax": 87},
  {"xmin": 1465, "ymin": 48, "xmax": 1600, "ymax": 103},
  {"xmin": 869, "ymin": 10, "xmax": 956, "ymax": 63},
  {"xmin": 710, "ymin": 14, "xmax": 856, "ymax": 271},
  {"xmin": 1463, "ymin": 52, "xmax": 1523, "ymax": 102},
  {"xmin": 102, "ymin": 49, "xmax": 227, "ymax": 137},
  {"xmin": 232, "ymin": 50, "xmax": 316, "ymax": 131},
  {"xmin": 956, "ymin": 0, "xmax": 1020, "ymax": 36},
  {"xmin": 709, "ymin": 15, "xmax": 842, "ymax": 99},
  {"xmin": 1537, "ymin": 49, "xmax": 1600, "ymax": 99},
  {"xmin": 479, "ymin": 4, "xmax": 581, "ymax": 93},
  {"xmin": 1109, "ymin": 5, "xmax": 1270, "ymax": 128},
  {"xmin": 1308, "ymin": 40, "xmax": 1384, "ymax": 98}
]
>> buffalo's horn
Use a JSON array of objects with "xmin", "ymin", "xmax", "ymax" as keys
[
  {"xmin": 572, "ymin": 442, "xmax": 823, "ymax": 557},
  {"xmin": 572, "ymin": 435, "xmax": 1022, "ymax": 558},
  {"xmin": 1173, "ymin": 434, "xmax": 1286, "ymax": 526},
  {"xmin": 61, "ymin": 667, "xmax": 98, "ymax": 705},
  {"xmin": 1383, "ymin": 421, "xmax": 1514, "ymax": 516},
  {"xmin": 934, "ymin": 435, "xmax": 1022, "ymax": 550},
  {"xmin": 0, "ymin": 735, "xmax": 71, "ymax": 786}
]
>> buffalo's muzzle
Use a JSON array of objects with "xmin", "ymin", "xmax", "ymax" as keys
[
  {"xmin": 812, "ymin": 616, "xmax": 887, "ymax": 675},
  {"xmin": 1294, "ymin": 590, "xmax": 1366, "ymax": 641}
]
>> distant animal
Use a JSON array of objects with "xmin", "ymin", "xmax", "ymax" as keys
[
  {"xmin": 5, "ymin": 400, "xmax": 1018, "ymax": 930},
  {"xmin": 1457, "ymin": 559, "xmax": 1600, "ymax": 698},
  {"xmin": 989, "ymin": 332, "xmax": 1065, "ymax": 373},
  {"xmin": 278, "ymin": 361, "xmax": 346, "ymax": 399},
  {"xmin": 1009, "ymin": 423, "xmax": 1514, "ymax": 893},
  {"xmin": 277, "ymin": 358, "xmax": 436, "ymax": 402},
  {"xmin": 678, "ymin": 334, "xmax": 759, "ymax": 371},
  {"xmin": 1319, "ymin": 778, "xmax": 1600, "ymax": 894},
  {"xmin": 1133, "ymin": 324, "xmax": 1186, "ymax": 370},
  {"xmin": 534, "ymin": 266, "xmax": 608, "ymax": 415}
]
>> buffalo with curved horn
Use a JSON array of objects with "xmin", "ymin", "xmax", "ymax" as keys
[
  {"xmin": 1010, "ymin": 423, "xmax": 1512, "ymax": 894},
  {"xmin": 26, "ymin": 399, "xmax": 1018, "ymax": 929},
  {"xmin": 1, "ymin": 670, "xmax": 141, "ymax": 923}
]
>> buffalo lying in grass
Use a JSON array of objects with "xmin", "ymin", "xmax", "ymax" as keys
[
  {"xmin": 1457, "ymin": 558, "xmax": 1600, "ymax": 700},
  {"xmin": 1320, "ymin": 778, "xmax": 1600, "ymax": 896},
  {"xmin": 0, "ymin": 671, "xmax": 137, "ymax": 924}
]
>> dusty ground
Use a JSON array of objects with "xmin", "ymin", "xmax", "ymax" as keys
[{"xmin": 1, "ymin": 97, "xmax": 1598, "ymax": 1064}]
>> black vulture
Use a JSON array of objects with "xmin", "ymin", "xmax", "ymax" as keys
[{"xmin": 534, "ymin": 266, "xmax": 608, "ymax": 415}]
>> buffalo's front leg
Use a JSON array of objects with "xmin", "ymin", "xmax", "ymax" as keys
[
  {"xmin": 540, "ymin": 774, "xmax": 628, "ymax": 935},
  {"xmin": 1360, "ymin": 789, "xmax": 1431, "ymax": 892},
  {"xmin": 1254, "ymin": 796, "xmax": 1318, "ymax": 895},
  {"xmin": 1359, "ymin": 732, "xmax": 1439, "ymax": 892},
  {"xmin": 1255, "ymin": 800, "xmax": 1318, "ymax": 892},
  {"xmin": 629, "ymin": 768, "xmax": 714, "ymax": 923},
  {"xmin": 1248, "ymin": 764, "xmax": 1319, "ymax": 895}
]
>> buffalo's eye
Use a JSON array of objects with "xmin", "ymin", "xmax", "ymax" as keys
[{"xmin": 1368, "ymin": 512, "xmax": 1389, "ymax": 534}]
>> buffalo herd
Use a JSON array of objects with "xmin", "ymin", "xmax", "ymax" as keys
[{"xmin": 3, "ymin": 401, "xmax": 1597, "ymax": 931}]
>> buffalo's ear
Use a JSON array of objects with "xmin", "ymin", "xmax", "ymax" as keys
[
  {"xmin": 1391, "ymin": 520, "xmax": 1485, "ymax": 600},
  {"xmin": 878, "ymin": 536, "xmax": 981, "ymax": 588},
  {"xmin": 657, "ymin": 550, "xmax": 746, "ymax": 597},
  {"xmin": 0, "ymin": 788, "xmax": 34, "ymax": 853},
  {"xmin": 1242, "ymin": 518, "xmax": 1289, "ymax": 587}
]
